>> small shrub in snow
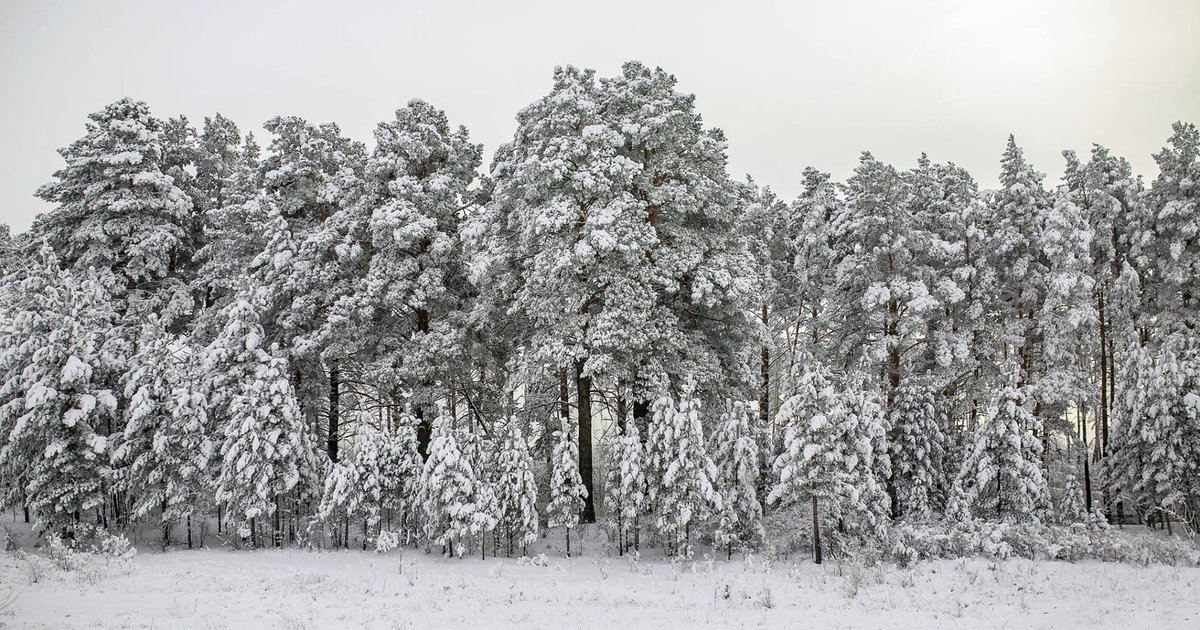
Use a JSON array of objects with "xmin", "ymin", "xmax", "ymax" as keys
[{"xmin": 374, "ymin": 530, "xmax": 401, "ymax": 554}]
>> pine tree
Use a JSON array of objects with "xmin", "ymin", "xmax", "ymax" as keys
[
  {"xmin": 986, "ymin": 137, "xmax": 1053, "ymax": 405},
  {"xmin": 711, "ymin": 401, "xmax": 763, "ymax": 557},
  {"xmin": 33, "ymin": 98, "xmax": 195, "ymax": 324},
  {"xmin": 306, "ymin": 100, "xmax": 481, "ymax": 457},
  {"xmin": 472, "ymin": 63, "xmax": 760, "ymax": 523},
  {"xmin": 114, "ymin": 321, "xmax": 214, "ymax": 547},
  {"xmin": 547, "ymin": 421, "xmax": 588, "ymax": 557},
  {"xmin": 949, "ymin": 382, "xmax": 1051, "ymax": 522},
  {"xmin": 768, "ymin": 364, "xmax": 844, "ymax": 564},
  {"xmin": 495, "ymin": 422, "xmax": 539, "ymax": 556},
  {"xmin": 888, "ymin": 381, "xmax": 946, "ymax": 519},
  {"xmin": 651, "ymin": 393, "xmax": 722, "ymax": 557},
  {"xmin": 417, "ymin": 416, "xmax": 488, "ymax": 557},
  {"xmin": 603, "ymin": 419, "xmax": 646, "ymax": 555},
  {"xmin": 206, "ymin": 292, "xmax": 312, "ymax": 546},
  {"xmin": 0, "ymin": 247, "xmax": 119, "ymax": 536}
]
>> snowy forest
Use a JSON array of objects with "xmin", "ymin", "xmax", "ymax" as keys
[{"xmin": 1, "ymin": 61, "xmax": 1198, "ymax": 569}]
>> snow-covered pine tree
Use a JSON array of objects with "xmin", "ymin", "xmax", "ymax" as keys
[
  {"xmin": 603, "ymin": 419, "xmax": 645, "ymax": 555},
  {"xmin": 767, "ymin": 361, "xmax": 844, "ymax": 563},
  {"xmin": 196, "ymin": 113, "xmax": 245, "ymax": 215},
  {"xmin": 495, "ymin": 422, "xmax": 539, "ymax": 556},
  {"xmin": 114, "ymin": 321, "xmax": 214, "ymax": 548},
  {"xmin": 308, "ymin": 100, "xmax": 482, "ymax": 459},
  {"xmin": 643, "ymin": 394, "xmax": 677, "ymax": 509},
  {"xmin": 1104, "ymin": 344, "xmax": 1154, "ymax": 518},
  {"xmin": 0, "ymin": 247, "xmax": 119, "ymax": 536},
  {"xmin": 1145, "ymin": 122, "xmax": 1199, "ymax": 336},
  {"xmin": 471, "ymin": 63, "xmax": 760, "ymax": 523},
  {"xmin": 837, "ymin": 383, "xmax": 893, "ymax": 540},
  {"xmin": 547, "ymin": 421, "xmax": 588, "ymax": 557},
  {"xmin": 318, "ymin": 451, "xmax": 364, "ymax": 549},
  {"xmin": 1057, "ymin": 446, "xmax": 1088, "ymax": 525},
  {"xmin": 1038, "ymin": 174, "xmax": 1096, "ymax": 432},
  {"xmin": 948, "ymin": 381, "xmax": 1051, "ymax": 523},
  {"xmin": 32, "ymin": 98, "xmax": 195, "ymax": 324},
  {"xmin": 652, "ymin": 392, "xmax": 722, "ymax": 557},
  {"xmin": 417, "ymin": 415, "xmax": 487, "ymax": 557},
  {"xmin": 985, "ymin": 137, "xmax": 1053, "ymax": 410},
  {"xmin": 458, "ymin": 429, "xmax": 501, "ymax": 558},
  {"xmin": 711, "ymin": 401, "xmax": 763, "ymax": 558},
  {"xmin": 1139, "ymin": 337, "xmax": 1200, "ymax": 531},
  {"xmin": 888, "ymin": 381, "xmax": 947, "ymax": 519},
  {"xmin": 374, "ymin": 420, "xmax": 424, "ymax": 540},
  {"xmin": 217, "ymin": 344, "xmax": 311, "ymax": 547}
]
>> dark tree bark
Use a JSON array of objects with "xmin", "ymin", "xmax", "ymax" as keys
[
  {"xmin": 633, "ymin": 399, "xmax": 650, "ymax": 443},
  {"xmin": 161, "ymin": 497, "xmax": 170, "ymax": 551},
  {"xmin": 415, "ymin": 303, "xmax": 433, "ymax": 459},
  {"xmin": 575, "ymin": 359, "xmax": 596, "ymax": 524},
  {"xmin": 328, "ymin": 359, "xmax": 340, "ymax": 463},
  {"xmin": 811, "ymin": 495, "xmax": 822, "ymax": 565},
  {"xmin": 760, "ymin": 303, "xmax": 771, "ymax": 424},
  {"xmin": 415, "ymin": 406, "xmax": 431, "ymax": 460},
  {"xmin": 1081, "ymin": 404, "xmax": 1093, "ymax": 513}
]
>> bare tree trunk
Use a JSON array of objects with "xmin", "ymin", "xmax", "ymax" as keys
[
  {"xmin": 811, "ymin": 495, "xmax": 822, "ymax": 565},
  {"xmin": 328, "ymin": 359, "xmax": 340, "ymax": 463},
  {"xmin": 161, "ymin": 497, "xmax": 170, "ymax": 551},
  {"xmin": 575, "ymin": 359, "xmax": 596, "ymax": 524},
  {"xmin": 1081, "ymin": 403, "xmax": 1093, "ymax": 513},
  {"xmin": 760, "ymin": 303, "xmax": 770, "ymax": 424}
]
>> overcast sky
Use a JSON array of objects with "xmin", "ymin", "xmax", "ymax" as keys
[{"xmin": 2, "ymin": 0, "xmax": 1197, "ymax": 233}]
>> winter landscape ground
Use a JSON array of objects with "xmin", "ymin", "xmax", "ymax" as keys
[{"xmin": 3, "ymin": 520, "xmax": 1198, "ymax": 630}]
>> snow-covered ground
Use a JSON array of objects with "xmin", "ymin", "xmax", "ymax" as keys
[{"xmin": 3, "ymin": 529, "xmax": 1199, "ymax": 629}]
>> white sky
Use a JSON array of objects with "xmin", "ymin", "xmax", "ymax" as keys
[{"xmin": 2, "ymin": 0, "xmax": 1197, "ymax": 233}]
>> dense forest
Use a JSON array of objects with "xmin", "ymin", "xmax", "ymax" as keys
[{"xmin": 0, "ymin": 61, "xmax": 1196, "ymax": 561}]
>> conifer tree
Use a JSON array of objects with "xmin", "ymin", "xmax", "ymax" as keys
[
  {"xmin": 417, "ymin": 416, "xmax": 488, "ymax": 557},
  {"xmin": 711, "ymin": 401, "xmax": 763, "ymax": 557},
  {"xmin": 0, "ymin": 248, "xmax": 119, "ymax": 535},
  {"xmin": 33, "ymin": 98, "xmax": 195, "ymax": 324},
  {"xmin": 888, "ymin": 381, "xmax": 947, "ymax": 519},
  {"xmin": 495, "ymin": 423, "xmax": 539, "ymax": 556},
  {"xmin": 547, "ymin": 422, "xmax": 588, "ymax": 557},
  {"xmin": 603, "ymin": 419, "xmax": 646, "ymax": 555},
  {"xmin": 949, "ymin": 382, "xmax": 1051, "ymax": 522},
  {"xmin": 114, "ymin": 321, "xmax": 214, "ymax": 547},
  {"xmin": 651, "ymin": 393, "xmax": 722, "ymax": 557}
]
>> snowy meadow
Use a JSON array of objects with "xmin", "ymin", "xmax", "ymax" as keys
[
  {"xmin": 0, "ymin": 49, "xmax": 1199, "ymax": 629},
  {"xmin": 3, "ymin": 521, "xmax": 1199, "ymax": 629}
]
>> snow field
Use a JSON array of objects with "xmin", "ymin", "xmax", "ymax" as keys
[{"xmin": 4, "ymin": 542, "xmax": 1199, "ymax": 629}]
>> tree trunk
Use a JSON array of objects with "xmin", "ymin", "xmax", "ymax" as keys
[
  {"xmin": 811, "ymin": 495, "xmax": 822, "ymax": 565},
  {"xmin": 161, "ymin": 497, "xmax": 170, "ymax": 551},
  {"xmin": 415, "ymin": 302, "xmax": 433, "ymax": 459},
  {"xmin": 273, "ymin": 495, "xmax": 282, "ymax": 548},
  {"xmin": 415, "ymin": 406, "xmax": 431, "ymax": 460},
  {"xmin": 760, "ymin": 303, "xmax": 770, "ymax": 424},
  {"xmin": 1081, "ymin": 404, "xmax": 1093, "ymax": 513},
  {"xmin": 574, "ymin": 360, "xmax": 596, "ymax": 524},
  {"xmin": 633, "ymin": 399, "xmax": 650, "ymax": 442},
  {"xmin": 328, "ymin": 359, "xmax": 340, "ymax": 463}
]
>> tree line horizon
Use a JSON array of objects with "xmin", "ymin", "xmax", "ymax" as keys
[{"xmin": 0, "ymin": 60, "xmax": 1196, "ymax": 557}]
